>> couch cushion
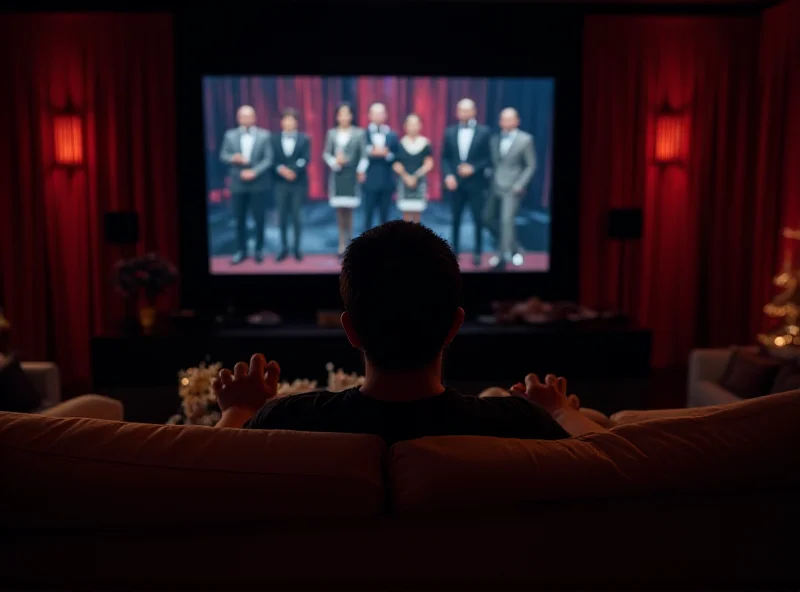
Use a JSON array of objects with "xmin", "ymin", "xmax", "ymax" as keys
[
  {"xmin": 772, "ymin": 358, "xmax": 800, "ymax": 394},
  {"xmin": 0, "ymin": 412, "xmax": 385, "ymax": 528},
  {"xmin": 389, "ymin": 390, "xmax": 800, "ymax": 514},
  {"xmin": 719, "ymin": 347, "xmax": 782, "ymax": 399}
]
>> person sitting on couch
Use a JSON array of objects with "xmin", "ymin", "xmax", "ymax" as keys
[{"xmin": 212, "ymin": 221, "xmax": 606, "ymax": 443}]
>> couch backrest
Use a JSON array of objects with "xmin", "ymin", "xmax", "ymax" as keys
[
  {"xmin": 4, "ymin": 391, "xmax": 799, "ymax": 527},
  {"xmin": 0, "ymin": 412, "xmax": 385, "ymax": 528},
  {"xmin": 389, "ymin": 390, "xmax": 800, "ymax": 514}
]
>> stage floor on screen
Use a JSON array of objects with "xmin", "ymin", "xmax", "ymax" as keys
[
  {"xmin": 210, "ymin": 252, "xmax": 549, "ymax": 274},
  {"xmin": 208, "ymin": 200, "xmax": 550, "ymax": 274}
]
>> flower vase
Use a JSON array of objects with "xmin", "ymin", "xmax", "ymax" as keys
[{"xmin": 139, "ymin": 303, "xmax": 157, "ymax": 334}]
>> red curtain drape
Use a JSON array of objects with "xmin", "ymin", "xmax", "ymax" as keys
[
  {"xmin": 752, "ymin": 0, "xmax": 800, "ymax": 338},
  {"xmin": 581, "ymin": 8, "xmax": 799, "ymax": 368},
  {"xmin": 0, "ymin": 14, "xmax": 178, "ymax": 389}
]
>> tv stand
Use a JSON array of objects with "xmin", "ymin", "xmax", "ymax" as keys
[{"xmin": 90, "ymin": 320, "xmax": 651, "ymax": 390}]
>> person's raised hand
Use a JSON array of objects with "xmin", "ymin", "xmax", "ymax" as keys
[
  {"xmin": 212, "ymin": 354, "xmax": 280, "ymax": 414},
  {"xmin": 509, "ymin": 373, "xmax": 570, "ymax": 415}
]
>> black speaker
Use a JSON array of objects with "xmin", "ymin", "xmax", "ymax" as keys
[
  {"xmin": 104, "ymin": 211, "xmax": 139, "ymax": 245},
  {"xmin": 608, "ymin": 208, "xmax": 643, "ymax": 240}
]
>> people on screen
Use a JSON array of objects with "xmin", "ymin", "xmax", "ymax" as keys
[
  {"xmin": 393, "ymin": 113, "xmax": 434, "ymax": 224},
  {"xmin": 219, "ymin": 105, "xmax": 273, "ymax": 265},
  {"xmin": 272, "ymin": 108, "xmax": 310, "ymax": 263},
  {"xmin": 362, "ymin": 103, "xmax": 400, "ymax": 231},
  {"xmin": 218, "ymin": 101, "xmax": 539, "ymax": 266},
  {"xmin": 441, "ymin": 98, "xmax": 492, "ymax": 267},
  {"xmin": 323, "ymin": 102, "xmax": 369, "ymax": 256},
  {"xmin": 485, "ymin": 107, "xmax": 537, "ymax": 270}
]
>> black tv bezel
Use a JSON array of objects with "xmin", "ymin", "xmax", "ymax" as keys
[{"xmin": 175, "ymin": 2, "xmax": 583, "ymax": 319}]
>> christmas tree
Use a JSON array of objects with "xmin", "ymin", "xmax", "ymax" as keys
[{"xmin": 758, "ymin": 228, "xmax": 800, "ymax": 348}]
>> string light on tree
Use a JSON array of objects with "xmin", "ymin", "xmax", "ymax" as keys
[{"xmin": 758, "ymin": 228, "xmax": 800, "ymax": 348}]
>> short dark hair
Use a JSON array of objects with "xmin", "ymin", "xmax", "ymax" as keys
[
  {"xmin": 335, "ymin": 102, "xmax": 352, "ymax": 117},
  {"xmin": 281, "ymin": 108, "xmax": 299, "ymax": 121},
  {"xmin": 340, "ymin": 221, "xmax": 461, "ymax": 371}
]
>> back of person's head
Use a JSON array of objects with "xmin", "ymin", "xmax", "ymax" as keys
[{"xmin": 340, "ymin": 221, "xmax": 462, "ymax": 371}]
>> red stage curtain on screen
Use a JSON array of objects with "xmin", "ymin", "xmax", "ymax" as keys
[
  {"xmin": 0, "ymin": 14, "xmax": 177, "ymax": 388},
  {"xmin": 581, "ymin": 11, "xmax": 799, "ymax": 368},
  {"xmin": 752, "ymin": 0, "xmax": 800, "ymax": 338},
  {"xmin": 202, "ymin": 76, "xmax": 552, "ymax": 204}
]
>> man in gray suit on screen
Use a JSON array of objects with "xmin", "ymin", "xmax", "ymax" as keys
[
  {"xmin": 485, "ymin": 107, "xmax": 536, "ymax": 270},
  {"xmin": 219, "ymin": 105, "xmax": 273, "ymax": 265}
]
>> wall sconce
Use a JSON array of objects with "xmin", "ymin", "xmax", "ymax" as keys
[
  {"xmin": 53, "ymin": 104, "xmax": 84, "ymax": 168},
  {"xmin": 654, "ymin": 106, "xmax": 688, "ymax": 166}
]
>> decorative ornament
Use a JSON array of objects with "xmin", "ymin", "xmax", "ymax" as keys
[{"xmin": 758, "ymin": 228, "xmax": 800, "ymax": 348}]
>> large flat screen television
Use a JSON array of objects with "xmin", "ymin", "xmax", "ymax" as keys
[{"xmin": 202, "ymin": 75, "xmax": 555, "ymax": 275}]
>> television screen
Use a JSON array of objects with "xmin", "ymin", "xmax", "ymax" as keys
[{"xmin": 203, "ymin": 75, "xmax": 555, "ymax": 274}]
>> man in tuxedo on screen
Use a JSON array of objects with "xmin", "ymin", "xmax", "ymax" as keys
[
  {"xmin": 441, "ymin": 98, "xmax": 491, "ymax": 267},
  {"xmin": 485, "ymin": 107, "xmax": 536, "ymax": 270},
  {"xmin": 272, "ymin": 108, "xmax": 310, "ymax": 262},
  {"xmin": 219, "ymin": 105, "xmax": 273, "ymax": 265},
  {"xmin": 362, "ymin": 102, "xmax": 400, "ymax": 230}
]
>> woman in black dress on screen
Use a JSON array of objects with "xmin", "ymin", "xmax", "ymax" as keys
[
  {"xmin": 323, "ymin": 102, "xmax": 368, "ymax": 255},
  {"xmin": 393, "ymin": 113, "xmax": 433, "ymax": 223},
  {"xmin": 392, "ymin": 113, "xmax": 434, "ymax": 224}
]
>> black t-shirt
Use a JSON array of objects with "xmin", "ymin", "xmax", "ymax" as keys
[{"xmin": 244, "ymin": 388, "xmax": 569, "ymax": 446}]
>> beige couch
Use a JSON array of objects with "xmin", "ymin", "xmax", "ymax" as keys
[
  {"xmin": 1, "ymin": 391, "xmax": 797, "ymax": 590},
  {"xmin": 688, "ymin": 346, "xmax": 800, "ymax": 407}
]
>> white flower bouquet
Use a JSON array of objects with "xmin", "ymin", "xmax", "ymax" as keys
[{"xmin": 166, "ymin": 361, "xmax": 365, "ymax": 426}]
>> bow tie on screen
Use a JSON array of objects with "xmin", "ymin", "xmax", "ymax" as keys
[
  {"xmin": 283, "ymin": 132, "xmax": 297, "ymax": 139},
  {"xmin": 370, "ymin": 124, "xmax": 388, "ymax": 134},
  {"xmin": 242, "ymin": 127, "xmax": 254, "ymax": 135},
  {"xmin": 460, "ymin": 122, "xmax": 475, "ymax": 130},
  {"xmin": 502, "ymin": 132, "xmax": 512, "ymax": 139}
]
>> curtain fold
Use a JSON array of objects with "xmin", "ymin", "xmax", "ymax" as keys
[
  {"xmin": 752, "ymin": 0, "xmax": 800, "ymax": 338},
  {"xmin": 0, "ymin": 14, "xmax": 178, "ymax": 388},
  {"xmin": 581, "ymin": 8, "xmax": 799, "ymax": 368}
]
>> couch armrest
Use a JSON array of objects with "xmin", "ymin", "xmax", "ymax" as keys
[
  {"xmin": 688, "ymin": 380, "xmax": 743, "ymax": 408},
  {"xmin": 20, "ymin": 362, "xmax": 61, "ymax": 409},
  {"xmin": 687, "ymin": 348, "xmax": 734, "ymax": 387},
  {"xmin": 38, "ymin": 394, "xmax": 124, "ymax": 421}
]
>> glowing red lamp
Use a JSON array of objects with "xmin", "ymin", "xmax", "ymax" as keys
[
  {"xmin": 654, "ymin": 111, "xmax": 688, "ymax": 166},
  {"xmin": 53, "ymin": 113, "xmax": 84, "ymax": 167}
]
